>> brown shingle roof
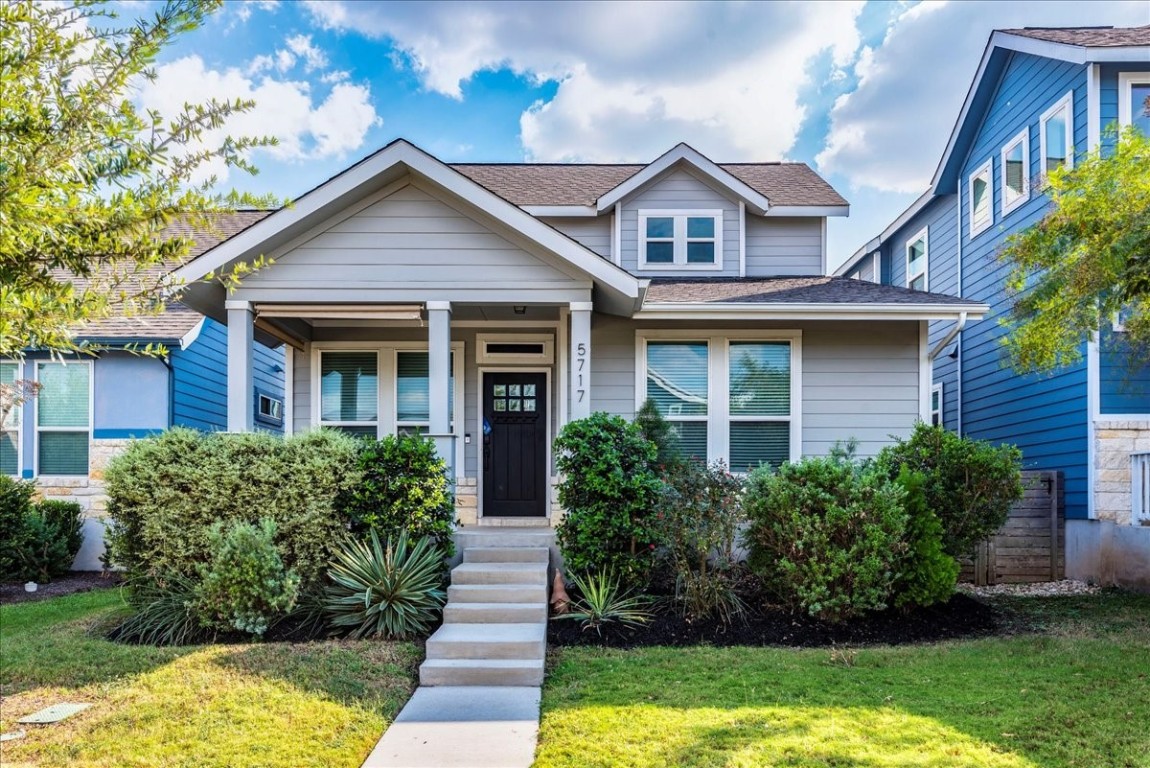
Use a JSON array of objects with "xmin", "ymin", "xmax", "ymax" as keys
[
  {"xmin": 450, "ymin": 162, "xmax": 847, "ymax": 208},
  {"xmin": 1001, "ymin": 26, "xmax": 1150, "ymax": 47},
  {"xmin": 69, "ymin": 211, "xmax": 270, "ymax": 342},
  {"xmin": 644, "ymin": 276, "xmax": 978, "ymax": 306}
]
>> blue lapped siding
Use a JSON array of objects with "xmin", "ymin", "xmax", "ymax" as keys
[
  {"xmin": 958, "ymin": 52, "xmax": 1090, "ymax": 518},
  {"xmin": 170, "ymin": 318, "xmax": 285, "ymax": 433}
]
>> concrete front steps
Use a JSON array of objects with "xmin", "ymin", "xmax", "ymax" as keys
[{"xmin": 418, "ymin": 529, "xmax": 552, "ymax": 688}]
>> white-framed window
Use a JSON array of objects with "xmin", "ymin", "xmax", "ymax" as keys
[
  {"xmin": 968, "ymin": 159, "xmax": 993, "ymax": 238},
  {"xmin": 314, "ymin": 343, "xmax": 463, "ymax": 443},
  {"xmin": 931, "ymin": 382, "xmax": 944, "ymax": 427},
  {"xmin": 1040, "ymin": 91, "xmax": 1074, "ymax": 176},
  {"xmin": 1, "ymin": 361, "xmax": 21, "ymax": 476},
  {"xmin": 905, "ymin": 227, "xmax": 929, "ymax": 292},
  {"xmin": 1118, "ymin": 73, "xmax": 1150, "ymax": 133},
  {"xmin": 1001, "ymin": 129, "xmax": 1030, "ymax": 214},
  {"xmin": 638, "ymin": 210, "xmax": 723, "ymax": 270},
  {"xmin": 35, "ymin": 361, "xmax": 92, "ymax": 476},
  {"xmin": 256, "ymin": 391, "xmax": 284, "ymax": 427},
  {"xmin": 476, "ymin": 334, "xmax": 554, "ymax": 365},
  {"xmin": 637, "ymin": 330, "xmax": 801, "ymax": 471}
]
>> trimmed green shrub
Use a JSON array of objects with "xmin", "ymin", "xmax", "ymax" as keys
[
  {"xmin": 875, "ymin": 423, "xmax": 1024, "ymax": 558},
  {"xmin": 634, "ymin": 398, "xmax": 680, "ymax": 466},
  {"xmin": 891, "ymin": 466, "xmax": 959, "ymax": 609},
  {"xmin": 105, "ymin": 428, "xmax": 361, "ymax": 592},
  {"xmin": 338, "ymin": 434, "xmax": 456, "ymax": 556},
  {"xmin": 192, "ymin": 518, "xmax": 299, "ymax": 637},
  {"xmin": 0, "ymin": 475, "xmax": 35, "ymax": 579},
  {"xmin": 21, "ymin": 499, "xmax": 83, "ymax": 583},
  {"xmin": 554, "ymin": 413, "xmax": 663, "ymax": 587},
  {"xmin": 743, "ymin": 456, "xmax": 908, "ymax": 622},
  {"xmin": 324, "ymin": 530, "xmax": 446, "ymax": 640}
]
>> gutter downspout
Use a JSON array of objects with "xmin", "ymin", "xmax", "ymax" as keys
[
  {"xmin": 956, "ymin": 178, "xmax": 964, "ymax": 434},
  {"xmin": 929, "ymin": 312, "xmax": 968, "ymax": 362}
]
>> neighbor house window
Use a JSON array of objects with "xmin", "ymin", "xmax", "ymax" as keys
[
  {"xmin": 36, "ymin": 361, "xmax": 90, "ymax": 476},
  {"xmin": 906, "ymin": 227, "xmax": 928, "ymax": 292},
  {"xmin": 968, "ymin": 160, "xmax": 993, "ymax": 237},
  {"xmin": 1001, "ymin": 129, "xmax": 1029, "ymax": 214},
  {"xmin": 256, "ymin": 391, "xmax": 284, "ymax": 427},
  {"xmin": 1, "ymin": 361, "xmax": 20, "ymax": 476},
  {"xmin": 931, "ymin": 383, "xmax": 944, "ymax": 427},
  {"xmin": 1040, "ymin": 92, "xmax": 1073, "ymax": 175},
  {"xmin": 638, "ymin": 210, "xmax": 723, "ymax": 269},
  {"xmin": 1119, "ymin": 73, "xmax": 1150, "ymax": 134},
  {"xmin": 640, "ymin": 333, "xmax": 799, "ymax": 471},
  {"xmin": 319, "ymin": 351, "xmax": 379, "ymax": 437},
  {"xmin": 395, "ymin": 350, "xmax": 456, "ymax": 435}
]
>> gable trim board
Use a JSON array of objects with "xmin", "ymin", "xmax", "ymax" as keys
[{"xmin": 635, "ymin": 302, "xmax": 985, "ymax": 322}]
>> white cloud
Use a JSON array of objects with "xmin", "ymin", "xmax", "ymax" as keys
[
  {"xmin": 135, "ymin": 56, "xmax": 381, "ymax": 184},
  {"xmin": 285, "ymin": 34, "xmax": 328, "ymax": 72},
  {"xmin": 303, "ymin": 0, "xmax": 865, "ymax": 162},
  {"xmin": 234, "ymin": 0, "xmax": 280, "ymax": 24},
  {"xmin": 817, "ymin": 0, "xmax": 1150, "ymax": 193}
]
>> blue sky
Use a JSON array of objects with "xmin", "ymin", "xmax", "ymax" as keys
[{"xmin": 128, "ymin": 0, "xmax": 1149, "ymax": 271}]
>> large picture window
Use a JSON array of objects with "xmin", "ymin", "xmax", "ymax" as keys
[
  {"xmin": 640, "ymin": 332, "xmax": 800, "ymax": 471},
  {"xmin": 1, "ymin": 361, "xmax": 20, "ymax": 476},
  {"xmin": 638, "ymin": 210, "xmax": 723, "ymax": 270},
  {"xmin": 319, "ymin": 351, "xmax": 379, "ymax": 437},
  {"xmin": 36, "ymin": 361, "xmax": 90, "ymax": 476},
  {"xmin": 396, "ymin": 351, "xmax": 456, "ymax": 435}
]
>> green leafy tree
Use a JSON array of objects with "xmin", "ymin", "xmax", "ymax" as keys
[
  {"xmin": 1000, "ymin": 126, "xmax": 1150, "ymax": 372},
  {"xmin": 0, "ymin": 0, "xmax": 277, "ymax": 359}
]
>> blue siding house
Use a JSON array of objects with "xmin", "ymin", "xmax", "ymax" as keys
[
  {"xmin": 1, "ymin": 214, "xmax": 286, "ymax": 569},
  {"xmin": 837, "ymin": 26, "xmax": 1150, "ymax": 588}
]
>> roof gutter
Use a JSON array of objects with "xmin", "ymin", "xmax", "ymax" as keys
[
  {"xmin": 928, "ymin": 311, "xmax": 969, "ymax": 361},
  {"xmin": 635, "ymin": 303, "xmax": 988, "ymax": 322}
]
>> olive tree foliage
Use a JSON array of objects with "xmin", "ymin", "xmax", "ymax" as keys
[
  {"xmin": 999, "ymin": 126, "xmax": 1150, "ymax": 372},
  {"xmin": 0, "ymin": 0, "xmax": 277, "ymax": 363}
]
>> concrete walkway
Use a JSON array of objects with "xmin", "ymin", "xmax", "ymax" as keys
[{"xmin": 363, "ymin": 528, "xmax": 554, "ymax": 768}]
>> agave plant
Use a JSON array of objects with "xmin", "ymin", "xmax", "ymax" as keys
[
  {"xmin": 556, "ymin": 569, "xmax": 654, "ymax": 635},
  {"xmin": 324, "ymin": 530, "xmax": 446, "ymax": 640}
]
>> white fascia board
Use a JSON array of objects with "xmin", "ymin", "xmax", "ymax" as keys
[
  {"xmin": 929, "ymin": 36, "xmax": 997, "ymax": 193},
  {"xmin": 1084, "ymin": 46, "xmax": 1150, "ymax": 63},
  {"xmin": 835, "ymin": 236, "xmax": 882, "ymax": 277},
  {"xmin": 839, "ymin": 190, "xmax": 933, "ymax": 276},
  {"xmin": 764, "ymin": 205, "xmax": 849, "ymax": 217},
  {"xmin": 172, "ymin": 140, "xmax": 641, "ymax": 300},
  {"xmin": 522, "ymin": 205, "xmax": 598, "ymax": 217},
  {"xmin": 636, "ymin": 302, "xmax": 988, "ymax": 322},
  {"xmin": 595, "ymin": 143, "xmax": 771, "ymax": 214},
  {"xmin": 178, "ymin": 316, "xmax": 206, "ymax": 350}
]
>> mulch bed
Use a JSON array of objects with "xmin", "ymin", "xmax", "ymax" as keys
[
  {"xmin": 0, "ymin": 572, "xmax": 123, "ymax": 605},
  {"xmin": 548, "ymin": 593, "xmax": 1001, "ymax": 649}
]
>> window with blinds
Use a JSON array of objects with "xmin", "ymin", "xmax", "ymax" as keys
[
  {"xmin": 645, "ymin": 341, "xmax": 709, "ymax": 461},
  {"xmin": 1, "ymin": 362, "xmax": 19, "ymax": 476},
  {"xmin": 729, "ymin": 342, "xmax": 791, "ymax": 472},
  {"xmin": 319, "ymin": 351, "xmax": 379, "ymax": 437},
  {"xmin": 396, "ymin": 351, "xmax": 455, "ymax": 435},
  {"xmin": 37, "ymin": 362, "xmax": 90, "ymax": 475}
]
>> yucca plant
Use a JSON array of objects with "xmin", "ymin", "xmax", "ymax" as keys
[
  {"xmin": 556, "ymin": 569, "xmax": 654, "ymax": 635},
  {"xmin": 324, "ymin": 530, "xmax": 446, "ymax": 640}
]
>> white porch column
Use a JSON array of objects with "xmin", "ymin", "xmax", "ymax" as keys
[
  {"xmin": 570, "ymin": 302, "xmax": 593, "ymax": 420},
  {"xmin": 427, "ymin": 301, "xmax": 454, "ymax": 472},
  {"xmin": 226, "ymin": 300, "xmax": 254, "ymax": 433}
]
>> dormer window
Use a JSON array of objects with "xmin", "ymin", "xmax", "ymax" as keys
[{"xmin": 638, "ymin": 210, "xmax": 723, "ymax": 270}]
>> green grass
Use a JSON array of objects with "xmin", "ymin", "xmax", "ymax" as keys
[
  {"xmin": 0, "ymin": 590, "xmax": 420, "ymax": 768},
  {"xmin": 536, "ymin": 592, "xmax": 1150, "ymax": 768}
]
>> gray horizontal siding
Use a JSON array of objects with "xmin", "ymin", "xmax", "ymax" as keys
[
  {"xmin": 744, "ymin": 216, "xmax": 823, "ymax": 276},
  {"xmin": 544, "ymin": 217, "xmax": 612, "ymax": 260}
]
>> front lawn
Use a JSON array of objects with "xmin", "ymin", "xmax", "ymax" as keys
[
  {"xmin": 536, "ymin": 591, "xmax": 1150, "ymax": 768},
  {"xmin": 0, "ymin": 590, "xmax": 420, "ymax": 768}
]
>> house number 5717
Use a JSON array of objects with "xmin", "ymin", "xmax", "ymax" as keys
[{"xmin": 575, "ymin": 342, "xmax": 587, "ymax": 402}]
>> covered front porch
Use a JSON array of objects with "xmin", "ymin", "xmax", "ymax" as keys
[{"xmin": 224, "ymin": 300, "xmax": 595, "ymax": 525}]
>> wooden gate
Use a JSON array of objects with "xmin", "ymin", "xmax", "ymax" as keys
[{"xmin": 960, "ymin": 470, "xmax": 1064, "ymax": 585}]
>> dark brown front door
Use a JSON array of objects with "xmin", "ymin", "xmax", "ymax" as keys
[{"xmin": 482, "ymin": 372, "xmax": 547, "ymax": 517}]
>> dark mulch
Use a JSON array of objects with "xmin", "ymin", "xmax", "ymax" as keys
[
  {"xmin": 0, "ymin": 572, "xmax": 123, "ymax": 605},
  {"xmin": 548, "ymin": 593, "xmax": 1001, "ymax": 649}
]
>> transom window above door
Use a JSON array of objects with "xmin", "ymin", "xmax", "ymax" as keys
[{"xmin": 638, "ymin": 210, "xmax": 723, "ymax": 270}]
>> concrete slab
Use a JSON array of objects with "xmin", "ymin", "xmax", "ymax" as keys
[{"xmin": 362, "ymin": 687, "xmax": 540, "ymax": 768}]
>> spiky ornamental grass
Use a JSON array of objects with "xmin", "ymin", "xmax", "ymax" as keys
[
  {"xmin": 557, "ymin": 569, "xmax": 654, "ymax": 635},
  {"xmin": 324, "ymin": 531, "xmax": 446, "ymax": 640}
]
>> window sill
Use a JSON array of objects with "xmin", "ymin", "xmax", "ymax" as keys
[{"xmin": 637, "ymin": 263, "xmax": 725, "ymax": 271}]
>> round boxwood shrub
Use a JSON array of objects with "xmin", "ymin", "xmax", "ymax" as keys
[{"xmin": 743, "ymin": 456, "xmax": 908, "ymax": 622}]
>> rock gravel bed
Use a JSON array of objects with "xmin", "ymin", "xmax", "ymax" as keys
[{"xmin": 958, "ymin": 579, "xmax": 1100, "ymax": 598}]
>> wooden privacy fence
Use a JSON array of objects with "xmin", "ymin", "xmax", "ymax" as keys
[{"xmin": 960, "ymin": 470, "xmax": 1064, "ymax": 585}]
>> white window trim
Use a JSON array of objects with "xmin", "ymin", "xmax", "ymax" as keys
[
  {"xmin": 637, "ymin": 209, "xmax": 724, "ymax": 271},
  {"xmin": 1118, "ymin": 73, "xmax": 1150, "ymax": 128},
  {"xmin": 931, "ymin": 382, "xmax": 944, "ymax": 427},
  {"xmin": 968, "ymin": 159, "xmax": 994, "ymax": 238},
  {"xmin": 476, "ymin": 333, "xmax": 555, "ymax": 365},
  {"xmin": 905, "ymin": 226, "xmax": 929, "ymax": 291},
  {"xmin": 1039, "ymin": 91, "xmax": 1075, "ymax": 177},
  {"xmin": 634, "ymin": 329, "xmax": 802, "ymax": 468},
  {"xmin": 33, "ymin": 359, "xmax": 94, "ymax": 479},
  {"xmin": 1000, "ymin": 128, "xmax": 1030, "ymax": 215},
  {"xmin": 311, "ymin": 342, "xmax": 465, "ymax": 470},
  {"xmin": 1, "ymin": 360, "xmax": 22, "ymax": 477}
]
